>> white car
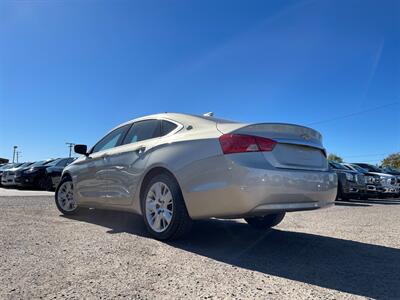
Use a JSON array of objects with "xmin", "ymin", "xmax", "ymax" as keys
[
  {"xmin": 55, "ymin": 113, "xmax": 337, "ymax": 240},
  {"xmin": 1, "ymin": 162, "xmax": 33, "ymax": 186}
]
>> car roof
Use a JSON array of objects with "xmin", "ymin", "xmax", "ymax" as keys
[{"xmin": 111, "ymin": 113, "xmax": 239, "ymax": 133}]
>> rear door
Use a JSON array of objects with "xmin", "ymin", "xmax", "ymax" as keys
[{"xmin": 102, "ymin": 119, "xmax": 162, "ymax": 206}]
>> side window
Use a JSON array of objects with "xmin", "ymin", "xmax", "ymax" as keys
[
  {"xmin": 122, "ymin": 120, "xmax": 161, "ymax": 145},
  {"xmin": 57, "ymin": 158, "xmax": 74, "ymax": 167},
  {"xmin": 92, "ymin": 125, "xmax": 130, "ymax": 153},
  {"xmin": 161, "ymin": 120, "xmax": 178, "ymax": 136}
]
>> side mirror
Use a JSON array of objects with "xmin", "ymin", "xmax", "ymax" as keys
[{"xmin": 74, "ymin": 144, "xmax": 88, "ymax": 156}]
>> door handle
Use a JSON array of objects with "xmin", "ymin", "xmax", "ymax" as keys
[
  {"xmin": 99, "ymin": 153, "xmax": 109, "ymax": 159},
  {"xmin": 135, "ymin": 146, "xmax": 146, "ymax": 154}
]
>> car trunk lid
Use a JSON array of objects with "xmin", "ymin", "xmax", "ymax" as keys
[{"xmin": 217, "ymin": 122, "xmax": 328, "ymax": 171}]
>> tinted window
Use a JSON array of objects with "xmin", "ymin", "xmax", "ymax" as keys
[
  {"xmin": 56, "ymin": 158, "xmax": 74, "ymax": 167},
  {"xmin": 329, "ymin": 162, "xmax": 347, "ymax": 170},
  {"xmin": 161, "ymin": 120, "xmax": 178, "ymax": 136},
  {"xmin": 122, "ymin": 120, "xmax": 161, "ymax": 144},
  {"xmin": 350, "ymin": 164, "xmax": 368, "ymax": 173},
  {"xmin": 29, "ymin": 161, "xmax": 45, "ymax": 167},
  {"xmin": 357, "ymin": 164, "xmax": 382, "ymax": 172},
  {"xmin": 92, "ymin": 125, "xmax": 130, "ymax": 153}
]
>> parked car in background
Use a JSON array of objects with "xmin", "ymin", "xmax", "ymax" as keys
[
  {"xmin": 54, "ymin": 113, "xmax": 337, "ymax": 240},
  {"xmin": 14, "ymin": 159, "xmax": 55, "ymax": 189},
  {"xmin": 380, "ymin": 166, "xmax": 400, "ymax": 197},
  {"xmin": 0, "ymin": 163, "xmax": 23, "ymax": 186},
  {"xmin": 329, "ymin": 161, "xmax": 367, "ymax": 200},
  {"xmin": 351, "ymin": 163, "xmax": 399, "ymax": 197},
  {"xmin": 380, "ymin": 166, "xmax": 400, "ymax": 176},
  {"xmin": 44, "ymin": 158, "xmax": 76, "ymax": 190},
  {"xmin": 341, "ymin": 163, "xmax": 383, "ymax": 198},
  {"xmin": 1, "ymin": 162, "xmax": 33, "ymax": 186}
]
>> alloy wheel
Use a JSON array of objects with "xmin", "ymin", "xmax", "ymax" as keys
[
  {"xmin": 145, "ymin": 182, "xmax": 174, "ymax": 233},
  {"xmin": 57, "ymin": 181, "xmax": 77, "ymax": 212}
]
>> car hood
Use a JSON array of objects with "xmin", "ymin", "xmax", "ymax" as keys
[
  {"xmin": 21, "ymin": 166, "xmax": 48, "ymax": 172},
  {"xmin": 332, "ymin": 169, "xmax": 359, "ymax": 175},
  {"xmin": 367, "ymin": 172, "xmax": 395, "ymax": 178}
]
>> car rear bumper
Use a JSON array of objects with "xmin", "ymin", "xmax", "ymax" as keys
[{"xmin": 179, "ymin": 154, "xmax": 337, "ymax": 219}]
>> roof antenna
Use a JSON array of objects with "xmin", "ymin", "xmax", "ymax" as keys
[{"xmin": 203, "ymin": 112, "xmax": 214, "ymax": 117}]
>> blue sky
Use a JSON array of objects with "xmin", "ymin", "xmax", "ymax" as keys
[{"xmin": 0, "ymin": 0, "xmax": 399, "ymax": 163}]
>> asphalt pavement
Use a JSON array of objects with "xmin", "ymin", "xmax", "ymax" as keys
[{"xmin": 0, "ymin": 188, "xmax": 399, "ymax": 299}]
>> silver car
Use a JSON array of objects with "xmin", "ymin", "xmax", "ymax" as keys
[{"xmin": 55, "ymin": 113, "xmax": 337, "ymax": 240}]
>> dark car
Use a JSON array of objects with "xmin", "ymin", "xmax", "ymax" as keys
[
  {"xmin": 352, "ymin": 163, "xmax": 398, "ymax": 197},
  {"xmin": 329, "ymin": 161, "xmax": 367, "ymax": 200},
  {"xmin": 14, "ymin": 159, "xmax": 56, "ymax": 189},
  {"xmin": 341, "ymin": 163, "xmax": 383, "ymax": 198},
  {"xmin": 45, "ymin": 157, "xmax": 76, "ymax": 190},
  {"xmin": 380, "ymin": 166, "xmax": 400, "ymax": 196},
  {"xmin": 1, "ymin": 162, "xmax": 34, "ymax": 187}
]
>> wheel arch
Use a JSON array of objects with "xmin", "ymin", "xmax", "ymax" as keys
[
  {"xmin": 139, "ymin": 166, "xmax": 183, "ymax": 212},
  {"xmin": 61, "ymin": 172, "xmax": 72, "ymax": 181}
]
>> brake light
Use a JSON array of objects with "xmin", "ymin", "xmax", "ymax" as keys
[{"xmin": 219, "ymin": 134, "xmax": 276, "ymax": 154}]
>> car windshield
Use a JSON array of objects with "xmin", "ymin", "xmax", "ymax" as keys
[
  {"xmin": 15, "ymin": 162, "xmax": 32, "ymax": 169},
  {"xmin": 44, "ymin": 158, "xmax": 63, "ymax": 167},
  {"xmin": 361, "ymin": 164, "xmax": 383, "ymax": 172},
  {"xmin": 329, "ymin": 162, "xmax": 348, "ymax": 170},
  {"xmin": 28, "ymin": 161, "xmax": 46, "ymax": 168},
  {"xmin": 349, "ymin": 164, "xmax": 368, "ymax": 173},
  {"xmin": 341, "ymin": 164, "xmax": 352, "ymax": 170},
  {"xmin": 10, "ymin": 163, "xmax": 23, "ymax": 168},
  {"xmin": 383, "ymin": 166, "xmax": 400, "ymax": 173},
  {"xmin": 0, "ymin": 164, "xmax": 13, "ymax": 170}
]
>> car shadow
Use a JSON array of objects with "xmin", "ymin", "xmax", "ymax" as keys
[
  {"xmin": 63, "ymin": 209, "xmax": 400, "ymax": 299},
  {"xmin": 347, "ymin": 198, "xmax": 400, "ymax": 205},
  {"xmin": 334, "ymin": 201, "xmax": 371, "ymax": 207}
]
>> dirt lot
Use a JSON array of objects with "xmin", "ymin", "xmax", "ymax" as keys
[{"xmin": 0, "ymin": 188, "xmax": 399, "ymax": 299}]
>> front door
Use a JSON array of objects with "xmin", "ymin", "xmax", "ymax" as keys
[{"xmin": 74, "ymin": 124, "xmax": 130, "ymax": 207}]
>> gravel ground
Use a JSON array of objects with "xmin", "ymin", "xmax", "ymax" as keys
[{"xmin": 0, "ymin": 189, "xmax": 399, "ymax": 299}]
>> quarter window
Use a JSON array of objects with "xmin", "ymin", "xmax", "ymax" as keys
[
  {"xmin": 92, "ymin": 125, "xmax": 130, "ymax": 153},
  {"xmin": 161, "ymin": 120, "xmax": 178, "ymax": 136},
  {"xmin": 122, "ymin": 120, "xmax": 161, "ymax": 145}
]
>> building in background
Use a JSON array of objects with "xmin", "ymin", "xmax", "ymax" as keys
[{"xmin": 0, "ymin": 158, "xmax": 9, "ymax": 164}]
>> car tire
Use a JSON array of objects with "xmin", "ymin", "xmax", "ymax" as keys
[
  {"xmin": 55, "ymin": 177, "xmax": 80, "ymax": 215},
  {"xmin": 37, "ymin": 176, "xmax": 49, "ymax": 190},
  {"xmin": 336, "ymin": 183, "xmax": 347, "ymax": 201},
  {"xmin": 245, "ymin": 212, "xmax": 286, "ymax": 230},
  {"xmin": 44, "ymin": 176, "xmax": 54, "ymax": 191},
  {"xmin": 141, "ymin": 173, "xmax": 192, "ymax": 240}
]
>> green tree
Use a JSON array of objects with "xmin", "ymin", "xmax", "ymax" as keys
[
  {"xmin": 327, "ymin": 153, "xmax": 343, "ymax": 163},
  {"xmin": 382, "ymin": 152, "xmax": 400, "ymax": 169}
]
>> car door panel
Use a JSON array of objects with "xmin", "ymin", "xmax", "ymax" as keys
[
  {"xmin": 73, "ymin": 151, "xmax": 111, "ymax": 206},
  {"xmin": 101, "ymin": 120, "xmax": 162, "ymax": 207},
  {"xmin": 73, "ymin": 125, "xmax": 131, "ymax": 207},
  {"xmin": 103, "ymin": 138, "xmax": 165, "ymax": 207}
]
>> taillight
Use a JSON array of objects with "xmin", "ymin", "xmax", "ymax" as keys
[{"xmin": 219, "ymin": 134, "xmax": 276, "ymax": 154}]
